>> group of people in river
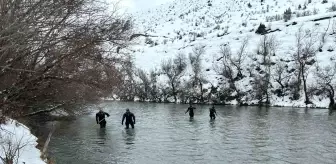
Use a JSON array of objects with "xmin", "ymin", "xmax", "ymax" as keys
[
  {"xmin": 185, "ymin": 104, "xmax": 217, "ymax": 119},
  {"xmin": 96, "ymin": 104, "xmax": 217, "ymax": 129}
]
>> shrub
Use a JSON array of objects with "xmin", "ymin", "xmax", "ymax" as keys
[
  {"xmin": 329, "ymin": 3, "xmax": 336, "ymax": 12},
  {"xmin": 255, "ymin": 23, "xmax": 267, "ymax": 35},
  {"xmin": 284, "ymin": 8, "xmax": 292, "ymax": 22},
  {"xmin": 145, "ymin": 37, "xmax": 154, "ymax": 45}
]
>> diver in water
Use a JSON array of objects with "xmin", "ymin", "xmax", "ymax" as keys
[
  {"xmin": 185, "ymin": 104, "xmax": 196, "ymax": 118},
  {"xmin": 96, "ymin": 108, "xmax": 110, "ymax": 128},
  {"xmin": 122, "ymin": 109, "xmax": 136, "ymax": 129},
  {"xmin": 209, "ymin": 105, "xmax": 217, "ymax": 120}
]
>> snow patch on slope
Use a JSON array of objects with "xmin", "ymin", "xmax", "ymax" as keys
[{"xmin": 0, "ymin": 119, "xmax": 46, "ymax": 164}]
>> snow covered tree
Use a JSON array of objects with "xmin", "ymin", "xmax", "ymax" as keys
[
  {"xmin": 253, "ymin": 35, "xmax": 278, "ymax": 105},
  {"xmin": 118, "ymin": 55, "xmax": 136, "ymax": 101},
  {"xmin": 290, "ymin": 26, "xmax": 319, "ymax": 104},
  {"xmin": 135, "ymin": 69, "xmax": 151, "ymax": 101},
  {"xmin": 315, "ymin": 64, "xmax": 336, "ymax": 109},
  {"xmin": 214, "ymin": 38, "xmax": 249, "ymax": 104},
  {"xmin": 188, "ymin": 45, "xmax": 207, "ymax": 103},
  {"xmin": 273, "ymin": 62, "xmax": 291, "ymax": 97}
]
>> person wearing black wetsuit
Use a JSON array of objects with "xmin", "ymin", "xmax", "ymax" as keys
[
  {"xmin": 122, "ymin": 109, "xmax": 136, "ymax": 129},
  {"xmin": 185, "ymin": 105, "xmax": 195, "ymax": 118},
  {"xmin": 96, "ymin": 109, "xmax": 110, "ymax": 128},
  {"xmin": 209, "ymin": 105, "xmax": 217, "ymax": 120}
]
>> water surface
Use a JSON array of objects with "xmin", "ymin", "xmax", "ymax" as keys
[{"xmin": 46, "ymin": 102, "xmax": 336, "ymax": 164}]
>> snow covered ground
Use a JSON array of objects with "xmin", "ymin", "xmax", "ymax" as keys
[
  {"xmin": 127, "ymin": 0, "xmax": 336, "ymax": 108},
  {"xmin": 0, "ymin": 119, "xmax": 46, "ymax": 164}
]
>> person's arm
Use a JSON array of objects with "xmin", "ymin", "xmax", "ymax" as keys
[
  {"xmin": 132, "ymin": 114, "xmax": 135, "ymax": 124},
  {"xmin": 105, "ymin": 112, "xmax": 110, "ymax": 117},
  {"xmin": 122, "ymin": 114, "xmax": 125, "ymax": 125}
]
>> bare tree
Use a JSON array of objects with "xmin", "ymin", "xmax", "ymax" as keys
[
  {"xmin": 214, "ymin": 37, "xmax": 248, "ymax": 103},
  {"xmin": 118, "ymin": 55, "xmax": 136, "ymax": 101},
  {"xmin": 0, "ymin": 129, "xmax": 31, "ymax": 164},
  {"xmin": 254, "ymin": 34, "xmax": 278, "ymax": 104},
  {"xmin": 135, "ymin": 69, "xmax": 150, "ymax": 101},
  {"xmin": 0, "ymin": 0, "xmax": 134, "ymax": 117},
  {"xmin": 315, "ymin": 63, "xmax": 336, "ymax": 109},
  {"xmin": 273, "ymin": 61, "xmax": 291, "ymax": 97},
  {"xmin": 149, "ymin": 69, "xmax": 159, "ymax": 102},
  {"xmin": 161, "ymin": 53, "xmax": 187, "ymax": 103},
  {"xmin": 291, "ymin": 26, "xmax": 318, "ymax": 104},
  {"xmin": 188, "ymin": 45, "xmax": 207, "ymax": 103}
]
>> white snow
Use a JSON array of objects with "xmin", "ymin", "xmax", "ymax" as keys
[
  {"xmin": 0, "ymin": 119, "xmax": 46, "ymax": 164},
  {"xmin": 126, "ymin": 0, "xmax": 336, "ymax": 108}
]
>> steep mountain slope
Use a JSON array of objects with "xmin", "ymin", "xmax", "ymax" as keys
[{"xmin": 129, "ymin": 0, "xmax": 336, "ymax": 108}]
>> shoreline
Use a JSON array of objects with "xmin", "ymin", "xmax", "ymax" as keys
[{"xmin": 102, "ymin": 99, "xmax": 333, "ymax": 110}]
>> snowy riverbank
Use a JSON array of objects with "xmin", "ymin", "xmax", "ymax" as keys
[{"xmin": 0, "ymin": 118, "xmax": 46, "ymax": 164}]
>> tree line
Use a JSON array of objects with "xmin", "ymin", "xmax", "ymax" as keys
[{"xmin": 117, "ymin": 26, "xmax": 336, "ymax": 110}]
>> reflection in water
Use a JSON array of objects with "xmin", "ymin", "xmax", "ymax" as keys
[
  {"xmin": 96, "ymin": 128, "xmax": 107, "ymax": 145},
  {"xmin": 209, "ymin": 120, "xmax": 215, "ymax": 129},
  {"xmin": 122, "ymin": 129, "xmax": 136, "ymax": 145},
  {"xmin": 44, "ymin": 102, "xmax": 336, "ymax": 164}
]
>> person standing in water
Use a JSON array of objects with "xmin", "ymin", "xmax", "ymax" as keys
[
  {"xmin": 122, "ymin": 109, "xmax": 136, "ymax": 129},
  {"xmin": 96, "ymin": 108, "xmax": 110, "ymax": 128},
  {"xmin": 185, "ymin": 104, "xmax": 196, "ymax": 118},
  {"xmin": 209, "ymin": 105, "xmax": 217, "ymax": 120}
]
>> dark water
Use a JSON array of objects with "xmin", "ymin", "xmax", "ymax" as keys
[{"xmin": 45, "ymin": 102, "xmax": 336, "ymax": 164}]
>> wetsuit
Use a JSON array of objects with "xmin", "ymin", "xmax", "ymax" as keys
[
  {"xmin": 96, "ymin": 111, "xmax": 110, "ymax": 128},
  {"xmin": 186, "ymin": 106, "xmax": 195, "ymax": 118},
  {"xmin": 209, "ymin": 107, "xmax": 216, "ymax": 119},
  {"xmin": 122, "ymin": 112, "xmax": 135, "ymax": 129}
]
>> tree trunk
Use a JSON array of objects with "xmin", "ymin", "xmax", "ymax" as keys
[
  {"xmin": 301, "ymin": 65, "xmax": 310, "ymax": 104},
  {"xmin": 171, "ymin": 82, "xmax": 177, "ymax": 103},
  {"xmin": 276, "ymin": 79, "xmax": 284, "ymax": 96},
  {"xmin": 327, "ymin": 84, "xmax": 335, "ymax": 109},
  {"xmin": 199, "ymin": 81, "xmax": 204, "ymax": 103}
]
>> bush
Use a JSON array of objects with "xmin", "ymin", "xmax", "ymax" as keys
[
  {"xmin": 330, "ymin": 3, "xmax": 336, "ymax": 12},
  {"xmin": 284, "ymin": 8, "xmax": 292, "ymax": 22},
  {"xmin": 145, "ymin": 37, "xmax": 154, "ymax": 45},
  {"xmin": 255, "ymin": 23, "xmax": 267, "ymax": 35},
  {"xmin": 322, "ymin": 0, "xmax": 328, "ymax": 4},
  {"xmin": 248, "ymin": 3, "xmax": 252, "ymax": 8}
]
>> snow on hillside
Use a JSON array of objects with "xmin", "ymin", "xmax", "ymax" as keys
[
  {"xmin": 128, "ymin": 0, "xmax": 336, "ymax": 108},
  {"xmin": 0, "ymin": 119, "xmax": 46, "ymax": 164}
]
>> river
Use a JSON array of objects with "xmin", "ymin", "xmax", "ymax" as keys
[{"xmin": 38, "ymin": 102, "xmax": 336, "ymax": 164}]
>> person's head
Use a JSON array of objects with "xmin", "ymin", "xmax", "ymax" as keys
[{"xmin": 126, "ymin": 108, "xmax": 130, "ymax": 113}]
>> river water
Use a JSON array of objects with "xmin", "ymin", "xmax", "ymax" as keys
[{"xmin": 43, "ymin": 102, "xmax": 336, "ymax": 164}]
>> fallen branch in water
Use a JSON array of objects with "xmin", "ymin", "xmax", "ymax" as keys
[{"xmin": 20, "ymin": 104, "xmax": 65, "ymax": 118}]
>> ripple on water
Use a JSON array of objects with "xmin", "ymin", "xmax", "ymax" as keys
[{"xmin": 45, "ymin": 103, "xmax": 336, "ymax": 164}]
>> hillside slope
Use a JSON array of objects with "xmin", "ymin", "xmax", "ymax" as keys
[{"xmin": 127, "ymin": 0, "xmax": 336, "ymax": 108}]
